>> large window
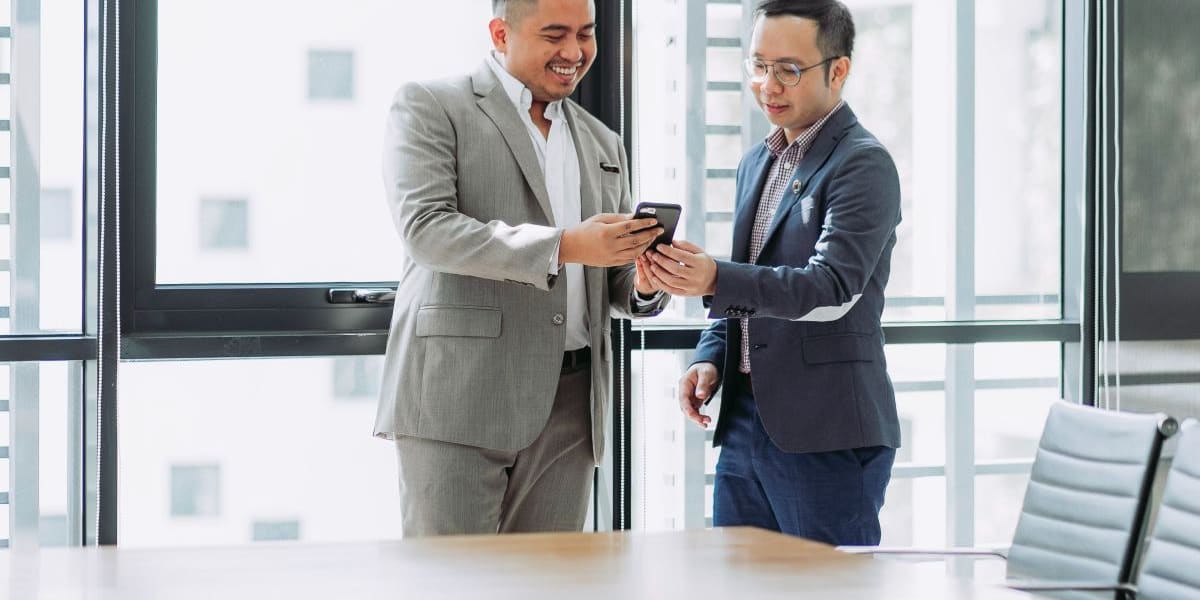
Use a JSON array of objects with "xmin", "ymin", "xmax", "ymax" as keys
[
  {"xmin": 151, "ymin": 1, "xmax": 492, "ymax": 286},
  {"xmin": 3, "ymin": 0, "xmax": 88, "ymax": 335},
  {"xmin": 5, "ymin": 0, "xmax": 1106, "ymax": 548},
  {"xmin": 1102, "ymin": 0, "xmax": 1200, "ymax": 423},
  {"xmin": 1, "ymin": 362, "xmax": 87, "ymax": 548},
  {"xmin": 122, "ymin": 1, "xmax": 500, "ymax": 336},
  {"xmin": 119, "ymin": 358, "xmax": 401, "ymax": 547},
  {"xmin": 119, "ymin": 0, "xmax": 1079, "ymax": 547}
]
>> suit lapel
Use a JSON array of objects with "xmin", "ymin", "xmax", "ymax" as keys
[
  {"xmin": 472, "ymin": 63, "xmax": 555, "ymax": 225},
  {"xmin": 565, "ymin": 102, "xmax": 605, "ymax": 330},
  {"xmin": 731, "ymin": 145, "xmax": 772, "ymax": 263},
  {"xmin": 760, "ymin": 105, "xmax": 857, "ymax": 251},
  {"xmin": 565, "ymin": 103, "xmax": 602, "ymax": 221}
]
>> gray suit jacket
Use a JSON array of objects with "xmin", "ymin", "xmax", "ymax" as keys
[
  {"xmin": 694, "ymin": 104, "xmax": 901, "ymax": 454},
  {"xmin": 374, "ymin": 62, "xmax": 667, "ymax": 461}
]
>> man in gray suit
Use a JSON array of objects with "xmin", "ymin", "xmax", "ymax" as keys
[
  {"xmin": 640, "ymin": 0, "xmax": 900, "ymax": 545},
  {"xmin": 375, "ymin": 0, "xmax": 669, "ymax": 537}
]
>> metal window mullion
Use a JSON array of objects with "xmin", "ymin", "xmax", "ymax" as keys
[
  {"xmin": 613, "ymin": 319, "xmax": 633, "ymax": 530},
  {"xmin": 1078, "ymin": 0, "xmax": 1098, "ymax": 408},
  {"xmin": 614, "ymin": 0, "xmax": 633, "ymax": 532},
  {"xmin": 946, "ymin": 0, "xmax": 977, "ymax": 566},
  {"xmin": 10, "ymin": 0, "xmax": 43, "ymax": 550},
  {"xmin": 684, "ymin": 0, "xmax": 708, "ymax": 320},
  {"xmin": 95, "ymin": 0, "xmax": 122, "ymax": 546},
  {"xmin": 740, "ymin": 0, "xmax": 769, "ymax": 145},
  {"xmin": 1062, "ymin": 0, "xmax": 1091, "ymax": 407},
  {"xmin": 973, "ymin": 459, "xmax": 1034, "ymax": 476},
  {"xmin": 67, "ymin": 363, "xmax": 84, "ymax": 545},
  {"xmin": 81, "ymin": 0, "xmax": 102, "ymax": 547}
]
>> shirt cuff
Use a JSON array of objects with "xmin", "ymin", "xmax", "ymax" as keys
[
  {"xmin": 632, "ymin": 289, "xmax": 664, "ymax": 309},
  {"xmin": 549, "ymin": 235, "xmax": 563, "ymax": 276}
]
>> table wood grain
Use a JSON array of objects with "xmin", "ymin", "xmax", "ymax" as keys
[{"xmin": 1, "ymin": 527, "xmax": 1035, "ymax": 599}]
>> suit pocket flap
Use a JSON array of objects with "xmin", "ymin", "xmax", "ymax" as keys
[
  {"xmin": 415, "ymin": 305, "xmax": 502, "ymax": 338},
  {"xmin": 801, "ymin": 333, "xmax": 875, "ymax": 364}
]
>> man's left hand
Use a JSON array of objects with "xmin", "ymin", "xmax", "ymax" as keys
[
  {"xmin": 643, "ymin": 240, "xmax": 717, "ymax": 297},
  {"xmin": 634, "ymin": 254, "xmax": 665, "ymax": 298}
]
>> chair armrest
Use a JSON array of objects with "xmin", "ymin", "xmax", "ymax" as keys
[
  {"xmin": 1005, "ymin": 578, "xmax": 1136, "ymax": 595},
  {"xmin": 836, "ymin": 546, "xmax": 1008, "ymax": 559}
]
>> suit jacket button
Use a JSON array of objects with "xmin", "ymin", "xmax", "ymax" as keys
[{"xmin": 552, "ymin": 313, "xmax": 565, "ymax": 325}]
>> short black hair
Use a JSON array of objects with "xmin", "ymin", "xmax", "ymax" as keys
[
  {"xmin": 493, "ymin": 0, "xmax": 538, "ymax": 24},
  {"xmin": 755, "ymin": 0, "xmax": 855, "ymax": 63}
]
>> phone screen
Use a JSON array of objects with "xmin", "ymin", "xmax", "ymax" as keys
[{"xmin": 632, "ymin": 202, "xmax": 682, "ymax": 250}]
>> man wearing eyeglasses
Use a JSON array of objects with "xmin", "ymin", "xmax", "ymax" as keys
[
  {"xmin": 376, "ymin": 0, "xmax": 669, "ymax": 537},
  {"xmin": 638, "ymin": 0, "xmax": 901, "ymax": 545}
]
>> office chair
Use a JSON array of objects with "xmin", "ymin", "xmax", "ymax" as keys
[
  {"xmin": 1008, "ymin": 418, "xmax": 1200, "ymax": 599},
  {"xmin": 841, "ymin": 400, "xmax": 1178, "ymax": 600}
]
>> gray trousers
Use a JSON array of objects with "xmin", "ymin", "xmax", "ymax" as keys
[{"xmin": 394, "ymin": 362, "xmax": 594, "ymax": 537}]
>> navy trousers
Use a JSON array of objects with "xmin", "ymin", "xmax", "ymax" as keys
[{"xmin": 712, "ymin": 386, "xmax": 895, "ymax": 545}]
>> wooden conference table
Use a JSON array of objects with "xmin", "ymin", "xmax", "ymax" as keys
[{"xmin": 1, "ymin": 527, "xmax": 1035, "ymax": 599}]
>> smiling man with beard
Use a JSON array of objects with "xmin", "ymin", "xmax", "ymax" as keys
[{"xmin": 375, "ymin": 0, "xmax": 669, "ymax": 537}]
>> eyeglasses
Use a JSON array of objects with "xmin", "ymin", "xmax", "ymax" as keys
[{"xmin": 743, "ymin": 57, "xmax": 839, "ymax": 87}]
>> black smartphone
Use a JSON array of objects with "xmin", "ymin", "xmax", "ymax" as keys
[{"xmin": 631, "ymin": 201, "xmax": 682, "ymax": 251}]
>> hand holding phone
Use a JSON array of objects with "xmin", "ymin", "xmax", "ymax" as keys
[{"xmin": 631, "ymin": 202, "xmax": 682, "ymax": 252}]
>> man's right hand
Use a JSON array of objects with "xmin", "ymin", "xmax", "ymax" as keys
[
  {"xmin": 559, "ymin": 213, "xmax": 662, "ymax": 267},
  {"xmin": 679, "ymin": 362, "xmax": 720, "ymax": 428}
]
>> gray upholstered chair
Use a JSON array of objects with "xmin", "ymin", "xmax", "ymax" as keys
[
  {"xmin": 1008, "ymin": 418, "xmax": 1200, "ymax": 599},
  {"xmin": 841, "ymin": 400, "xmax": 1178, "ymax": 600}
]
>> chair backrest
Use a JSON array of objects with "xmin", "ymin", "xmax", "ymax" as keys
[
  {"xmin": 1006, "ymin": 400, "xmax": 1176, "ymax": 596},
  {"xmin": 1137, "ymin": 419, "xmax": 1200, "ymax": 600}
]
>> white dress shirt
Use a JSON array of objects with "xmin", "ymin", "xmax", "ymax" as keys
[{"xmin": 487, "ymin": 53, "xmax": 590, "ymax": 351}]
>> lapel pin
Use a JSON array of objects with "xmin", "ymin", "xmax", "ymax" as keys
[{"xmin": 792, "ymin": 179, "xmax": 802, "ymax": 194}]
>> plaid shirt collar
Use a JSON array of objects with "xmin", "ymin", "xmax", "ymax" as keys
[{"xmin": 764, "ymin": 100, "xmax": 846, "ymax": 159}]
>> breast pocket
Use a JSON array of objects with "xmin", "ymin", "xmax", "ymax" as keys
[{"xmin": 600, "ymin": 171, "xmax": 623, "ymax": 212}]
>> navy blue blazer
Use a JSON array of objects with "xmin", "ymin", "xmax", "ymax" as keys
[{"xmin": 693, "ymin": 103, "xmax": 902, "ymax": 454}]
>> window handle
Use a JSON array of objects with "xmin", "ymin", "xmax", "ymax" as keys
[{"xmin": 327, "ymin": 288, "xmax": 396, "ymax": 304}]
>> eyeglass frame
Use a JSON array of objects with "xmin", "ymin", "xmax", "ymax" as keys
[{"xmin": 743, "ymin": 56, "xmax": 841, "ymax": 87}]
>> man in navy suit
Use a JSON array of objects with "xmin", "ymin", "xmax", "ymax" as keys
[{"xmin": 637, "ymin": 0, "xmax": 901, "ymax": 545}]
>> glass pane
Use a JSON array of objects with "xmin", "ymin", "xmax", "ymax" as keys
[
  {"xmin": 706, "ymin": 3, "xmax": 742, "ymax": 40},
  {"xmin": 889, "ymin": 344, "xmax": 948, "ymax": 466},
  {"xmin": 705, "ymin": 47, "xmax": 742, "ymax": 82},
  {"xmin": 1122, "ymin": 0, "xmax": 1200, "ymax": 273},
  {"xmin": 155, "ymin": 2, "xmax": 494, "ymax": 284},
  {"xmin": 2, "ymin": 1, "xmax": 87, "ymax": 333},
  {"xmin": 973, "ymin": 0, "xmax": 1062, "ymax": 319},
  {"xmin": 975, "ymin": 473, "xmax": 1030, "ymax": 546},
  {"xmin": 844, "ymin": 3, "xmax": 923, "ymax": 320},
  {"xmin": 880, "ymin": 476, "xmax": 946, "ymax": 547},
  {"xmin": 2, "ymin": 362, "xmax": 84, "ymax": 548},
  {"xmin": 1108, "ymin": 340, "xmax": 1200, "ymax": 421},
  {"xmin": 118, "ymin": 358, "xmax": 401, "ymax": 547},
  {"xmin": 630, "ymin": 349, "xmax": 721, "ymax": 531},
  {"xmin": 975, "ymin": 342, "xmax": 1058, "ymax": 460}
]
